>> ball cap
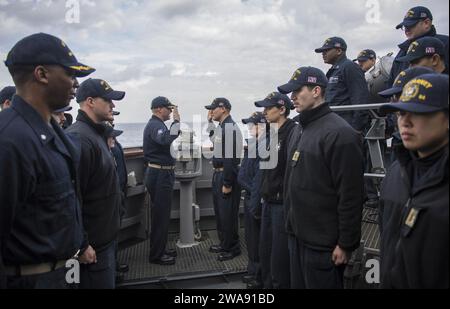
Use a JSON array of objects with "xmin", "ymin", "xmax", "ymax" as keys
[
  {"xmin": 4, "ymin": 33, "xmax": 95, "ymax": 78},
  {"xmin": 0, "ymin": 86, "xmax": 16, "ymax": 104},
  {"xmin": 278, "ymin": 67, "xmax": 328, "ymax": 94},
  {"xmin": 378, "ymin": 66, "xmax": 434, "ymax": 98},
  {"xmin": 205, "ymin": 98, "xmax": 232, "ymax": 110},
  {"xmin": 354, "ymin": 49, "xmax": 376, "ymax": 62},
  {"xmin": 315, "ymin": 37, "xmax": 347, "ymax": 53},
  {"xmin": 255, "ymin": 92, "xmax": 294, "ymax": 110},
  {"xmin": 53, "ymin": 105, "xmax": 73, "ymax": 113},
  {"xmin": 397, "ymin": 36, "xmax": 446, "ymax": 63},
  {"xmin": 242, "ymin": 112, "xmax": 267, "ymax": 125},
  {"xmin": 151, "ymin": 96, "xmax": 177, "ymax": 109},
  {"xmin": 105, "ymin": 124, "xmax": 123, "ymax": 138},
  {"xmin": 380, "ymin": 74, "xmax": 449, "ymax": 114},
  {"xmin": 76, "ymin": 78, "xmax": 125, "ymax": 103},
  {"xmin": 396, "ymin": 6, "xmax": 433, "ymax": 30}
]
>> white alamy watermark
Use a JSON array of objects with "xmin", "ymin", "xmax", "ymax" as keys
[
  {"xmin": 366, "ymin": 0, "xmax": 381, "ymax": 24},
  {"xmin": 167, "ymin": 115, "xmax": 279, "ymax": 170},
  {"xmin": 65, "ymin": 259, "xmax": 80, "ymax": 284},
  {"xmin": 365, "ymin": 258, "xmax": 380, "ymax": 284},
  {"xmin": 65, "ymin": 0, "xmax": 81, "ymax": 24}
]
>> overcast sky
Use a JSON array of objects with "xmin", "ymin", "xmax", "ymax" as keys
[{"xmin": 0, "ymin": 0, "xmax": 448, "ymax": 123}]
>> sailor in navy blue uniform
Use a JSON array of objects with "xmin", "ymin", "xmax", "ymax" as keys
[
  {"xmin": 206, "ymin": 98, "xmax": 243, "ymax": 262},
  {"xmin": 0, "ymin": 33, "xmax": 95, "ymax": 289},
  {"xmin": 396, "ymin": 36, "xmax": 448, "ymax": 74},
  {"xmin": 315, "ymin": 37, "xmax": 370, "ymax": 133},
  {"xmin": 255, "ymin": 92, "xmax": 296, "ymax": 289},
  {"xmin": 0, "ymin": 86, "xmax": 15, "ymax": 111},
  {"xmin": 353, "ymin": 49, "xmax": 377, "ymax": 73},
  {"xmin": 143, "ymin": 97, "xmax": 181, "ymax": 265},
  {"xmin": 67, "ymin": 78, "xmax": 125, "ymax": 289},
  {"xmin": 379, "ymin": 74, "xmax": 449, "ymax": 288},
  {"xmin": 389, "ymin": 6, "xmax": 449, "ymax": 87},
  {"xmin": 238, "ymin": 112, "xmax": 266, "ymax": 289}
]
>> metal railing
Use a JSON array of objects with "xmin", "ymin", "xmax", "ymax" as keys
[{"xmin": 330, "ymin": 103, "xmax": 391, "ymax": 184}]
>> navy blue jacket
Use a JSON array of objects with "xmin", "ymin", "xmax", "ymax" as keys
[
  {"xmin": 325, "ymin": 55, "xmax": 370, "ymax": 132},
  {"xmin": 260, "ymin": 119, "xmax": 296, "ymax": 203},
  {"xmin": 238, "ymin": 138, "xmax": 263, "ymax": 218},
  {"xmin": 379, "ymin": 145, "xmax": 448, "ymax": 288},
  {"xmin": 388, "ymin": 26, "xmax": 449, "ymax": 87},
  {"xmin": 111, "ymin": 140, "xmax": 127, "ymax": 193},
  {"xmin": 0, "ymin": 96, "xmax": 84, "ymax": 277},
  {"xmin": 209, "ymin": 116, "xmax": 243, "ymax": 188},
  {"xmin": 143, "ymin": 116, "xmax": 180, "ymax": 166},
  {"xmin": 66, "ymin": 111, "xmax": 121, "ymax": 251},
  {"xmin": 111, "ymin": 140, "xmax": 127, "ymax": 218},
  {"xmin": 285, "ymin": 104, "xmax": 364, "ymax": 252}
]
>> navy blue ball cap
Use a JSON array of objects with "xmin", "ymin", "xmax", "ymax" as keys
[
  {"xmin": 397, "ymin": 37, "xmax": 445, "ymax": 63},
  {"xmin": 76, "ymin": 78, "xmax": 125, "ymax": 103},
  {"xmin": 379, "ymin": 66, "xmax": 435, "ymax": 98},
  {"xmin": 104, "ymin": 124, "xmax": 123, "ymax": 138},
  {"xmin": 396, "ymin": 6, "xmax": 433, "ymax": 29},
  {"xmin": 353, "ymin": 49, "xmax": 377, "ymax": 62},
  {"xmin": 315, "ymin": 37, "xmax": 347, "ymax": 53},
  {"xmin": 242, "ymin": 112, "xmax": 267, "ymax": 125},
  {"xmin": 205, "ymin": 98, "xmax": 232, "ymax": 110},
  {"xmin": 151, "ymin": 96, "xmax": 176, "ymax": 109},
  {"xmin": 380, "ymin": 74, "xmax": 449, "ymax": 114},
  {"xmin": 255, "ymin": 92, "xmax": 293, "ymax": 110},
  {"xmin": 53, "ymin": 105, "xmax": 73, "ymax": 113},
  {"xmin": 4, "ymin": 33, "xmax": 95, "ymax": 78},
  {"xmin": 0, "ymin": 86, "xmax": 16, "ymax": 104},
  {"xmin": 278, "ymin": 67, "xmax": 328, "ymax": 94}
]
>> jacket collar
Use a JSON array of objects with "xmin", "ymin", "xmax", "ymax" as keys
[
  {"xmin": 396, "ymin": 141, "xmax": 449, "ymax": 195},
  {"xmin": 298, "ymin": 103, "xmax": 332, "ymax": 128},
  {"xmin": 398, "ymin": 26, "xmax": 437, "ymax": 49},
  {"xmin": 11, "ymin": 95, "xmax": 56, "ymax": 146},
  {"xmin": 76, "ymin": 109, "xmax": 107, "ymax": 136},
  {"xmin": 220, "ymin": 115, "xmax": 233, "ymax": 126},
  {"xmin": 11, "ymin": 95, "xmax": 77, "ymax": 163},
  {"xmin": 151, "ymin": 114, "xmax": 166, "ymax": 124},
  {"xmin": 330, "ymin": 54, "xmax": 348, "ymax": 70}
]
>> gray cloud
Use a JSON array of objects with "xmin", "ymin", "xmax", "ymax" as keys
[{"xmin": 0, "ymin": 0, "xmax": 448, "ymax": 123}]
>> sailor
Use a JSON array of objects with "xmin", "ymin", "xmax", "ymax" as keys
[
  {"xmin": 379, "ymin": 67, "xmax": 435, "ymax": 102},
  {"xmin": 396, "ymin": 36, "xmax": 448, "ymax": 74},
  {"xmin": 238, "ymin": 112, "xmax": 266, "ymax": 289},
  {"xmin": 106, "ymin": 115, "xmax": 129, "ymax": 279},
  {"xmin": 315, "ymin": 37, "xmax": 370, "ymax": 133},
  {"xmin": 378, "ymin": 66, "xmax": 435, "ymax": 165},
  {"xmin": 388, "ymin": 6, "xmax": 449, "ymax": 87},
  {"xmin": 279, "ymin": 67, "xmax": 364, "ymax": 289},
  {"xmin": 52, "ymin": 105, "xmax": 73, "ymax": 128},
  {"xmin": 354, "ymin": 49, "xmax": 377, "ymax": 73},
  {"xmin": 143, "ymin": 97, "xmax": 181, "ymax": 266},
  {"xmin": 254, "ymin": 92, "xmax": 296, "ymax": 289},
  {"xmin": 0, "ymin": 86, "xmax": 15, "ymax": 111},
  {"xmin": 379, "ymin": 74, "xmax": 449, "ymax": 289},
  {"xmin": 205, "ymin": 98, "xmax": 243, "ymax": 262},
  {"xmin": 66, "ymin": 78, "xmax": 125, "ymax": 289},
  {"xmin": 0, "ymin": 33, "xmax": 95, "ymax": 289}
]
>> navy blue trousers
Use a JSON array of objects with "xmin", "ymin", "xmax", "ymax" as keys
[
  {"xmin": 269, "ymin": 203, "xmax": 290, "ymax": 289},
  {"xmin": 259, "ymin": 202, "xmax": 272, "ymax": 288},
  {"xmin": 80, "ymin": 241, "xmax": 116, "ymax": 289},
  {"xmin": 212, "ymin": 171, "xmax": 241, "ymax": 253},
  {"xmin": 243, "ymin": 194, "xmax": 261, "ymax": 282},
  {"xmin": 289, "ymin": 236, "xmax": 345, "ymax": 289},
  {"xmin": 145, "ymin": 167, "xmax": 175, "ymax": 261}
]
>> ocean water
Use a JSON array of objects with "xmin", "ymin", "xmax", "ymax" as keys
[{"xmin": 115, "ymin": 121, "xmax": 249, "ymax": 149}]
